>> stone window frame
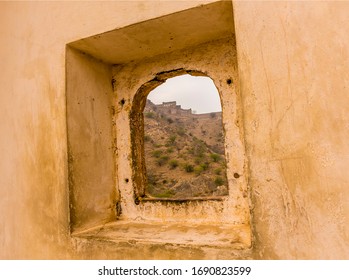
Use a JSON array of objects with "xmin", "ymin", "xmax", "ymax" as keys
[
  {"xmin": 112, "ymin": 36, "xmax": 249, "ymax": 227},
  {"xmin": 66, "ymin": 1, "xmax": 252, "ymax": 250}
]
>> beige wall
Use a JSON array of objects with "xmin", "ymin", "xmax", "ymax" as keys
[
  {"xmin": 0, "ymin": 0, "xmax": 214, "ymax": 259},
  {"xmin": 66, "ymin": 48, "xmax": 117, "ymax": 233},
  {"xmin": 234, "ymin": 1, "xmax": 349, "ymax": 259},
  {"xmin": 1, "ymin": 0, "xmax": 348, "ymax": 259}
]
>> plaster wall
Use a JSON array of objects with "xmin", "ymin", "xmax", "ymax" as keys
[
  {"xmin": 0, "ymin": 0, "xmax": 216, "ymax": 259},
  {"xmin": 1, "ymin": 0, "xmax": 349, "ymax": 259},
  {"xmin": 66, "ymin": 48, "xmax": 116, "ymax": 232},
  {"xmin": 234, "ymin": 1, "xmax": 349, "ymax": 259}
]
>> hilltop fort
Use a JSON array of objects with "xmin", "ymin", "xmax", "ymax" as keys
[{"xmin": 145, "ymin": 99, "xmax": 222, "ymax": 119}]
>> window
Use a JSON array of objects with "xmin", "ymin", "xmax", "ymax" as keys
[
  {"xmin": 66, "ymin": 1, "xmax": 251, "ymax": 252},
  {"xmin": 138, "ymin": 74, "xmax": 229, "ymax": 200}
]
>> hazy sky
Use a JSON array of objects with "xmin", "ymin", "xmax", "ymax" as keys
[{"xmin": 147, "ymin": 74, "xmax": 222, "ymax": 114}]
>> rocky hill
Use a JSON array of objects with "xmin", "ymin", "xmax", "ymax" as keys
[{"xmin": 143, "ymin": 99, "xmax": 228, "ymax": 199}]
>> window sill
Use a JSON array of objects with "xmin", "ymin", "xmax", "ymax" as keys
[
  {"xmin": 71, "ymin": 220, "xmax": 251, "ymax": 249},
  {"xmin": 138, "ymin": 196, "xmax": 225, "ymax": 203}
]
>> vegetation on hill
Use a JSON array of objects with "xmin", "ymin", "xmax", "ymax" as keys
[{"xmin": 143, "ymin": 100, "xmax": 228, "ymax": 199}]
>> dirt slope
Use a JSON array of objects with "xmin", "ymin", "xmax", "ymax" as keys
[{"xmin": 144, "ymin": 100, "xmax": 228, "ymax": 199}]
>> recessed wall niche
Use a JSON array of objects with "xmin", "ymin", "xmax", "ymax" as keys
[{"xmin": 66, "ymin": 1, "xmax": 251, "ymax": 251}]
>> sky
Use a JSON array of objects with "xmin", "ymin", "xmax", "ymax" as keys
[{"xmin": 147, "ymin": 74, "xmax": 222, "ymax": 114}]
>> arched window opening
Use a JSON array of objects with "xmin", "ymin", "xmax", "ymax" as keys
[{"xmin": 142, "ymin": 74, "xmax": 228, "ymax": 200}]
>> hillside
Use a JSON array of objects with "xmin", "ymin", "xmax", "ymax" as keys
[{"xmin": 143, "ymin": 100, "xmax": 228, "ymax": 199}]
